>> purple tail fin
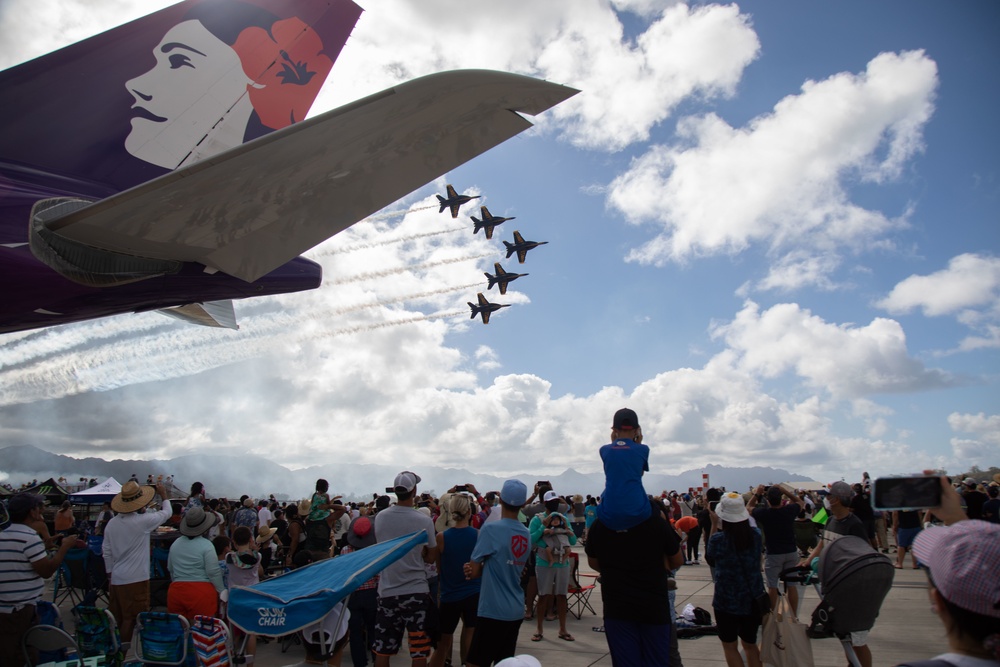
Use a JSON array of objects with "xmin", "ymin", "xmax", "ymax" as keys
[{"xmin": 0, "ymin": 0, "xmax": 361, "ymax": 196}]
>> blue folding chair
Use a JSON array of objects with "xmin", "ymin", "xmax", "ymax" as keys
[{"xmin": 133, "ymin": 612, "xmax": 196, "ymax": 666}]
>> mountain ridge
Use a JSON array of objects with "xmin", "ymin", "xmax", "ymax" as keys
[{"xmin": 0, "ymin": 445, "xmax": 815, "ymax": 500}]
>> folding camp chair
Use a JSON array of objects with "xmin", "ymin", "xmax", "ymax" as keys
[
  {"xmin": 53, "ymin": 548, "xmax": 109, "ymax": 608},
  {"xmin": 53, "ymin": 548, "xmax": 92, "ymax": 607},
  {"xmin": 190, "ymin": 616, "xmax": 232, "ymax": 667},
  {"xmin": 73, "ymin": 605, "xmax": 124, "ymax": 667},
  {"xmin": 133, "ymin": 612, "xmax": 197, "ymax": 666},
  {"xmin": 22, "ymin": 624, "xmax": 81, "ymax": 666},
  {"xmin": 566, "ymin": 552, "xmax": 598, "ymax": 620}
]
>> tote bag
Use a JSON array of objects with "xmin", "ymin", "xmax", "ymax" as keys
[{"xmin": 760, "ymin": 595, "xmax": 814, "ymax": 667}]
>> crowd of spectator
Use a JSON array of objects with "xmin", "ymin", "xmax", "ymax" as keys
[{"xmin": 1, "ymin": 429, "xmax": 998, "ymax": 666}]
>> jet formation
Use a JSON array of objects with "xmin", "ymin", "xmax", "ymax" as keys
[{"xmin": 437, "ymin": 185, "xmax": 548, "ymax": 324}]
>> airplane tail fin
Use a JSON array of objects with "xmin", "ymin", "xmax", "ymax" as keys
[
  {"xmin": 503, "ymin": 241, "xmax": 515, "ymax": 259},
  {"xmin": 0, "ymin": 0, "xmax": 362, "ymax": 193},
  {"xmin": 437, "ymin": 195, "xmax": 448, "ymax": 213},
  {"xmin": 485, "ymin": 273, "xmax": 497, "ymax": 289},
  {"xmin": 468, "ymin": 302, "xmax": 479, "ymax": 319}
]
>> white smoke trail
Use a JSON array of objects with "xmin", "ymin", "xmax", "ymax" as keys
[
  {"xmin": 329, "ymin": 253, "xmax": 493, "ymax": 285},
  {"xmin": 309, "ymin": 226, "xmax": 466, "ymax": 258},
  {"xmin": 0, "ymin": 285, "xmax": 484, "ymax": 406}
]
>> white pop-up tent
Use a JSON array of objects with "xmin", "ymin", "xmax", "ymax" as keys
[{"xmin": 69, "ymin": 477, "xmax": 122, "ymax": 504}]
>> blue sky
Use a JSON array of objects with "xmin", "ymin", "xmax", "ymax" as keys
[{"xmin": 0, "ymin": 0, "xmax": 997, "ymax": 487}]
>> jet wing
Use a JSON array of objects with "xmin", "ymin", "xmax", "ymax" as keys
[
  {"xmin": 477, "ymin": 293, "xmax": 490, "ymax": 307},
  {"xmin": 481, "ymin": 207, "xmax": 492, "ymax": 219},
  {"xmin": 512, "ymin": 230, "xmax": 526, "ymax": 244},
  {"xmin": 481, "ymin": 310, "xmax": 491, "ymax": 324},
  {"xmin": 494, "ymin": 262, "xmax": 506, "ymax": 275},
  {"xmin": 450, "ymin": 203, "xmax": 462, "ymax": 219},
  {"xmin": 446, "ymin": 185, "xmax": 459, "ymax": 199},
  {"xmin": 43, "ymin": 70, "xmax": 579, "ymax": 284},
  {"xmin": 516, "ymin": 249, "xmax": 528, "ymax": 264}
]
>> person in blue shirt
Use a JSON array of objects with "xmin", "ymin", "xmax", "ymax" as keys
[
  {"xmin": 596, "ymin": 408, "xmax": 652, "ymax": 531},
  {"xmin": 463, "ymin": 480, "xmax": 531, "ymax": 667}
]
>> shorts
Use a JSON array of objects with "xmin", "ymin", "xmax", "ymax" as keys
[
  {"xmin": 763, "ymin": 551, "xmax": 800, "ymax": 589},
  {"xmin": 535, "ymin": 565, "xmax": 570, "ymax": 597},
  {"xmin": 372, "ymin": 593, "xmax": 435, "ymax": 659},
  {"xmin": 466, "ymin": 617, "xmax": 522, "ymax": 667},
  {"xmin": 167, "ymin": 581, "xmax": 218, "ymax": 623},
  {"xmin": 848, "ymin": 630, "xmax": 869, "ymax": 646},
  {"xmin": 109, "ymin": 580, "xmax": 150, "ymax": 632},
  {"xmin": 713, "ymin": 607, "xmax": 761, "ymax": 644},
  {"xmin": 439, "ymin": 593, "xmax": 479, "ymax": 634},
  {"xmin": 897, "ymin": 526, "xmax": 921, "ymax": 548}
]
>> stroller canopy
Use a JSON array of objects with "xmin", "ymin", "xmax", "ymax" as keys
[{"xmin": 228, "ymin": 530, "xmax": 427, "ymax": 636}]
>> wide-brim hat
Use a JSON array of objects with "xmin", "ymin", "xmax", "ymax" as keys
[
  {"xmin": 347, "ymin": 516, "xmax": 376, "ymax": 549},
  {"xmin": 717, "ymin": 492, "xmax": 750, "ymax": 523},
  {"xmin": 112, "ymin": 481, "xmax": 156, "ymax": 513},
  {"xmin": 297, "ymin": 499, "xmax": 312, "ymax": 516},
  {"xmin": 256, "ymin": 525, "xmax": 278, "ymax": 544},
  {"xmin": 180, "ymin": 506, "xmax": 217, "ymax": 536}
]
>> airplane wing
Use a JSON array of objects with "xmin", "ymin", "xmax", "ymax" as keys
[
  {"xmin": 481, "ymin": 310, "xmax": 491, "ymax": 324},
  {"xmin": 498, "ymin": 282, "xmax": 508, "ymax": 296},
  {"xmin": 37, "ymin": 71, "xmax": 579, "ymax": 284},
  {"xmin": 450, "ymin": 203, "xmax": 461, "ymax": 219},
  {"xmin": 494, "ymin": 262, "xmax": 506, "ymax": 275},
  {"xmin": 477, "ymin": 293, "xmax": 490, "ymax": 307},
  {"xmin": 446, "ymin": 184, "xmax": 459, "ymax": 199},
  {"xmin": 513, "ymin": 230, "xmax": 526, "ymax": 244},
  {"xmin": 481, "ymin": 206, "xmax": 492, "ymax": 220},
  {"xmin": 484, "ymin": 225, "xmax": 494, "ymax": 240},
  {"xmin": 516, "ymin": 249, "xmax": 527, "ymax": 264}
]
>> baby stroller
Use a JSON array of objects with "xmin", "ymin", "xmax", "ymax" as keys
[{"xmin": 780, "ymin": 536, "xmax": 894, "ymax": 667}]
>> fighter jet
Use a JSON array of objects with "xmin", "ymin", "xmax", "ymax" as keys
[
  {"xmin": 471, "ymin": 206, "xmax": 515, "ymax": 240},
  {"xmin": 484, "ymin": 262, "xmax": 527, "ymax": 295},
  {"xmin": 437, "ymin": 184, "xmax": 481, "ymax": 218},
  {"xmin": 468, "ymin": 292, "xmax": 509, "ymax": 324},
  {"xmin": 503, "ymin": 230, "xmax": 549, "ymax": 264}
]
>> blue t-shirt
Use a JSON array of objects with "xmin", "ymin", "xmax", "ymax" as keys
[
  {"xmin": 470, "ymin": 518, "xmax": 530, "ymax": 621},
  {"xmin": 597, "ymin": 438, "xmax": 652, "ymax": 530},
  {"xmin": 440, "ymin": 526, "xmax": 481, "ymax": 603}
]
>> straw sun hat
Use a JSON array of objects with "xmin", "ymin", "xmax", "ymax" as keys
[{"xmin": 111, "ymin": 481, "xmax": 156, "ymax": 514}]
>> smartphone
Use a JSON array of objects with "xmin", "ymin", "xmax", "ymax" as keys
[
  {"xmin": 455, "ymin": 485, "xmax": 468, "ymax": 493},
  {"xmin": 872, "ymin": 476, "xmax": 941, "ymax": 511}
]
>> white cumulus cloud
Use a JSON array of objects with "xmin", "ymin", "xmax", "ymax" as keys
[{"xmin": 607, "ymin": 50, "xmax": 938, "ymax": 288}]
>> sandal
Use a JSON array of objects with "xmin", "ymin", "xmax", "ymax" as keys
[
  {"xmin": 559, "ymin": 632, "xmax": 575, "ymax": 641},
  {"xmin": 531, "ymin": 633, "xmax": 543, "ymax": 642}
]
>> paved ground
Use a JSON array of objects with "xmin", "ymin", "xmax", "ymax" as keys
[{"xmin": 50, "ymin": 544, "xmax": 946, "ymax": 667}]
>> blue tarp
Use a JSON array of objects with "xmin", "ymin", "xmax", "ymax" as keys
[{"xmin": 228, "ymin": 530, "xmax": 427, "ymax": 636}]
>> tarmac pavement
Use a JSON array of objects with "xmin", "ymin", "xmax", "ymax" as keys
[{"xmin": 237, "ymin": 546, "xmax": 945, "ymax": 666}]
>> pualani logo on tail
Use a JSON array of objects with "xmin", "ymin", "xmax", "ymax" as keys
[{"xmin": 257, "ymin": 607, "xmax": 287, "ymax": 627}]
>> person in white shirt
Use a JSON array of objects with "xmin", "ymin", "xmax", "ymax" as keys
[
  {"xmin": 102, "ymin": 480, "xmax": 173, "ymax": 644},
  {"xmin": 258, "ymin": 502, "xmax": 273, "ymax": 528}
]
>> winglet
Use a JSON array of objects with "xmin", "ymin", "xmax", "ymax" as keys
[{"xmin": 159, "ymin": 300, "xmax": 239, "ymax": 329}]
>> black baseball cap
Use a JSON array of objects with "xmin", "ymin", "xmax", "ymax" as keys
[{"xmin": 612, "ymin": 408, "xmax": 640, "ymax": 430}]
